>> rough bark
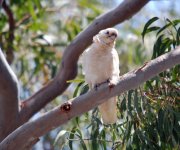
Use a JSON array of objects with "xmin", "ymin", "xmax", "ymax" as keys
[{"xmin": 1, "ymin": 46, "xmax": 180, "ymax": 150}]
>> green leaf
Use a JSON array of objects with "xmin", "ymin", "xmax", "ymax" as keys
[
  {"xmin": 157, "ymin": 109, "xmax": 164, "ymax": 140},
  {"xmin": 99, "ymin": 129, "xmax": 106, "ymax": 150},
  {"xmin": 173, "ymin": 112, "xmax": 180, "ymax": 143},
  {"xmin": 157, "ymin": 24, "xmax": 171, "ymax": 36},
  {"xmin": 141, "ymin": 17, "xmax": 159, "ymax": 42},
  {"xmin": 134, "ymin": 90, "xmax": 141, "ymax": 117},
  {"xmin": 28, "ymin": 1, "xmax": 37, "ymax": 20},
  {"xmin": 75, "ymin": 129, "xmax": 87, "ymax": 150},
  {"xmin": 80, "ymin": 140, "xmax": 87, "ymax": 150},
  {"xmin": 127, "ymin": 90, "xmax": 133, "ymax": 118},
  {"xmin": 152, "ymin": 34, "xmax": 164, "ymax": 59},
  {"xmin": 54, "ymin": 130, "xmax": 67, "ymax": 146},
  {"xmin": 78, "ymin": 0, "xmax": 101, "ymax": 15},
  {"xmin": 80, "ymin": 84, "xmax": 89, "ymax": 95},
  {"xmin": 120, "ymin": 97, "xmax": 126, "ymax": 112},
  {"xmin": 67, "ymin": 79, "xmax": 84, "ymax": 83},
  {"xmin": 123, "ymin": 121, "xmax": 132, "ymax": 143},
  {"xmin": 166, "ymin": 18, "xmax": 179, "ymax": 34},
  {"xmin": 76, "ymin": 128, "xmax": 83, "ymax": 138},
  {"xmin": 145, "ymin": 81, "xmax": 153, "ymax": 92},
  {"xmin": 51, "ymin": 65, "xmax": 57, "ymax": 78},
  {"xmin": 73, "ymin": 81, "xmax": 85, "ymax": 98},
  {"xmin": 176, "ymin": 26, "xmax": 180, "ymax": 45},
  {"xmin": 75, "ymin": 117, "xmax": 80, "ymax": 126},
  {"xmin": 34, "ymin": 0, "xmax": 42, "ymax": 10},
  {"xmin": 163, "ymin": 110, "xmax": 170, "ymax": 140},
  {"xmin": 144, "ymin": 26, "xmax": 160, "ymax": 36},
  {"xmin": 112, "ymin": 129, "xmax": 117, "ymax": 141},
  {"xmin": 69, "ymin": 127, "xmax": 77, "ymax": 150},
  {"xmin": 157, "ymin": 19, "xmax": 180, "ymax": 36}
]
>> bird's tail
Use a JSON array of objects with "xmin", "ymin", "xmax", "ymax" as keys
[{"xmin": 98, "ymin": 97, "xmax": 117, "ymax": 124}]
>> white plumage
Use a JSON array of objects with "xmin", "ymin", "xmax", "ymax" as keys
[{"xmin": 82, "ymin": 28, "xmax": 120, "ymax": 124}]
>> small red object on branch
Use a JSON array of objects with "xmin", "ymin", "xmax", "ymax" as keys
[{"xmin": 60, "ymin": 101, "xmax": 72, "ymax": 112}]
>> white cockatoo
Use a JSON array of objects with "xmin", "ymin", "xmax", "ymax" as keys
[{"xmin": 82, "ymin": 28, "xmax": 120, "ymax": 124}]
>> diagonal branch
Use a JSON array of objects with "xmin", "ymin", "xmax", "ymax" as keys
[
  {"xmin": 0, "ymin": 48, "xmax": 19, "ymax": 141},
  {"xmin": 19, "ymin": 0, "xmax": 149, "ymax": 124},
  {"xmin": 1, "ymin": 46, "xmax": 180, "ymax": 150}
]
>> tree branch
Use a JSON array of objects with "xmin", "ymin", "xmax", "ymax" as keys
[
  {"xmin": 2, "ymin": 0, "xmax": 15, "ymax": 64},
  {"xmin": 0, "ymin": 48, "xmax": 19, "ymax": 141},
  {"xmin": 0, "ymin": 0, "xmax": 3, "ymax": 6},
  {"xmin": 19, "ymin": 0, "xmax": 149, "ymax": 124},
  {"xmin": 1, "ymin": 46, "xmax": 180, "ymax": 150}
]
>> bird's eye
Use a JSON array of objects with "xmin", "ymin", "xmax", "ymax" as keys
[
  {"xmin": 111, "ymin": 33, "xmax": 117, "ymax": 37},
  {"xmin": 106, "ymin": 31, "xmax": 109, "ymax": 34}
]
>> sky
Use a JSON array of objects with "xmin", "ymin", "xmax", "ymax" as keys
[{"xmin": 115, "ymin": 0, "xmax": 180, "ymax": 16}]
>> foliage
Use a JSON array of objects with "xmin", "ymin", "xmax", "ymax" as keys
[{"xmin": 54, "ymin": 18, "xmax": 180, "ymax": 150}]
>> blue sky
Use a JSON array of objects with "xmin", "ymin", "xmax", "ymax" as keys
[{"xmin": 114, "ymin": 0, "xmax": 180, "ymax": 15}]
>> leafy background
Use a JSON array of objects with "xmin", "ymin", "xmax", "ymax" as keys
[{"xmin": 0, "ymin": 0, "xmax": 179, "ymax": 149}]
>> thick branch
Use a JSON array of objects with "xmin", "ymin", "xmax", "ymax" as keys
[
  {"xmin": 19, "ymin": 0, "xmax": 149, "ymax": 124},
  {"xmin": 1, "ymin": 46, "xmax": 180, "ymax": 150},
  {"xmin": 0, "ymin": 48, "xmax": 19, "ymax": 141}
]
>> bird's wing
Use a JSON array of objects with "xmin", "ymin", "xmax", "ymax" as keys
[
  {"xmin": 110, "ymin": 49, "xmax": 120, "ymax": 84},
  {"xmin": 81, "ymin": 50, "xmax": 88, "ymax": 75}
]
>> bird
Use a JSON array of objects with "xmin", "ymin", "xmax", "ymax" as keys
[{"xmin": 81, "ymin": 28, "xmax": 120, "ymax": 124}]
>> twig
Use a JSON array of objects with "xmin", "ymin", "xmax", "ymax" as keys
[
  {"xmin": 15, "ymin": 14, "xmax": 31, "ymax": 27},
  {"xmin": 2, "ymin": 0, "xmax": 15, "ymax": 64}
]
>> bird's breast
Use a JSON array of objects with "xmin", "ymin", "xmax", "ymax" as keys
[{"xmin": 85, "ymin": 50, "xmax": 114, "ymax": 84}]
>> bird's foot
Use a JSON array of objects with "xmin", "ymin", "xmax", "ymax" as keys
[
  {"xmin": 106, "ymin": 78, "xmax": 115, "ymax": 90},
  {"xmin": 94, "ymin": 83, "xmax": 101, "ymax": 91},
  {"xmin": 94, "ymin": 78, "xmax": 115, "ymax": 91}
]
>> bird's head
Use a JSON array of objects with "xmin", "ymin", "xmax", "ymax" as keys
[{"xmin": 93, "ymin": 28, "xmax": 118, "ymax": 48}]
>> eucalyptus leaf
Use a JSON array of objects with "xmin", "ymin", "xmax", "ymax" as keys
[
  {"xmin": 54, "ymin": 130, "xmax": 67, "ymax": 146},
  {"xmin": 141, "ymin": 17, "xmax": 159, "ymax": 42}
]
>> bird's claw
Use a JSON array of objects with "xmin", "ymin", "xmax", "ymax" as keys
[
  {"xmin": 94, "ymin": 83, "xmax": 101, "ymax": 91},
  {"xmin": 107, "ymin": 79, "xmax": 115, "ymax": 90},
  {"xmin": 94, "ymin": 78, "xmax": 115, "ymax": 91}
]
